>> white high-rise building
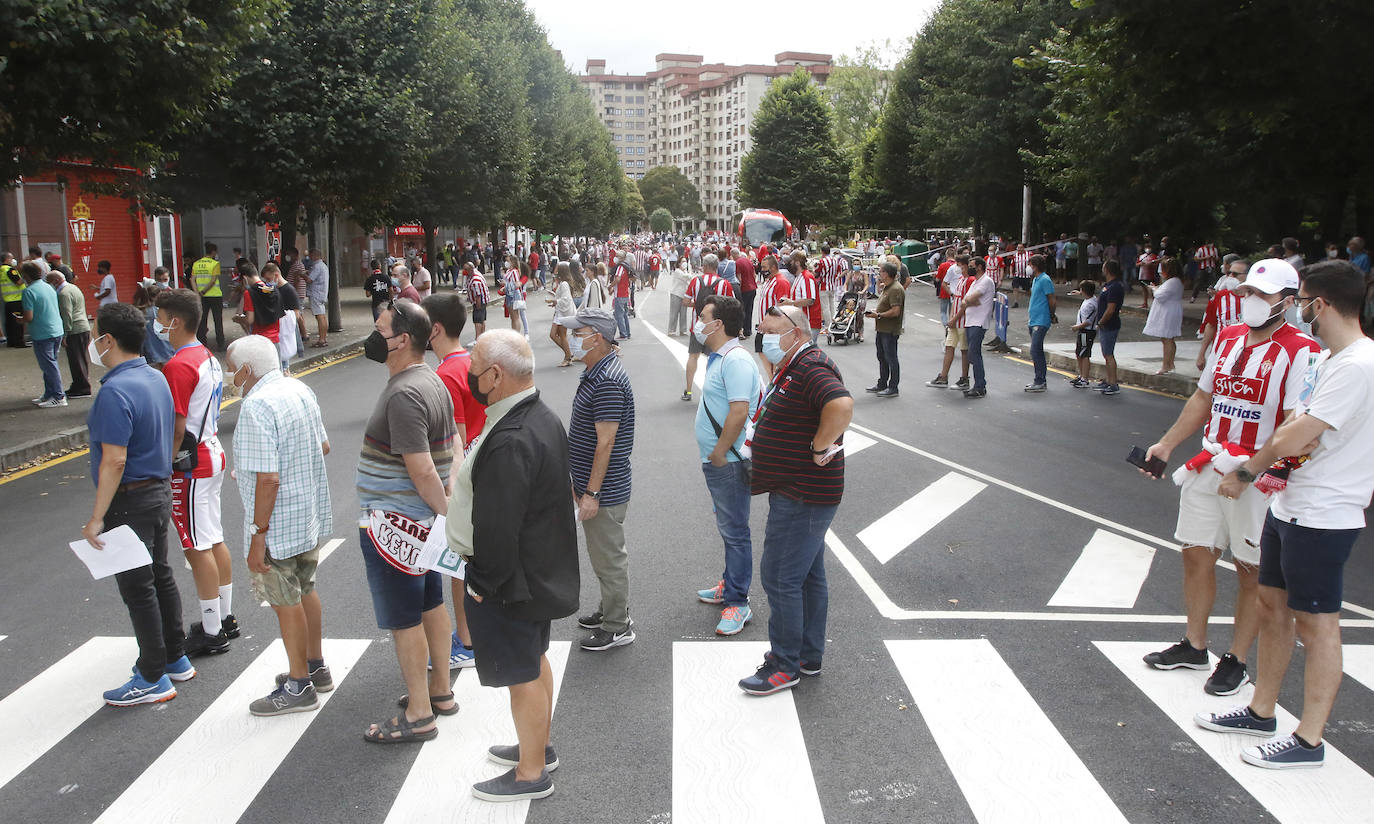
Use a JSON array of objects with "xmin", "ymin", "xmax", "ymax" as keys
[{"xmin": 580, "ymin": 52, "xmax": 831, "ymax": 231}]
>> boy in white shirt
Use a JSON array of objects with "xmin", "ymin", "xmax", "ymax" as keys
[{"xmin": 1070, "ymin": 280, "xmax": 1099, "ymax": 387}]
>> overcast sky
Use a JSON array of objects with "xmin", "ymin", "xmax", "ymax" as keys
[{"xmin": 523, "ymin": 0, "xmax": 941, "ymax": 74}]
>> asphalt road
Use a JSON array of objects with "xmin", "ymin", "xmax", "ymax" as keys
[{"xmin": 2, "ymin": 285, "xmax": 1372, "ymax": 824}]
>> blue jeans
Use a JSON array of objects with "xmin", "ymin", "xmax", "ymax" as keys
[
  {"xmin": 939, "ymin": 297, "xmax": 950, "ymax": 326},
  {"xmin": 702, "ymin": 461, "xmax": 753, "ymax": 607},
  {"xmin": 613, "ymin": 296, "xmax": 631, "ymax": 338},
  {"xmin": 966, "ymin": 325, "xmax": 986, "ymax": 390},
  {"xmin": 33, "ymin": 336, "xmax": 63, "ymax": 400},
  {"xmin": 1029, "ymin": 324, "xmax": 1048, "ymax": 384},
  {"xmin": 760, "ymin": 493, "xmax": 838, "ymax": 674},
  {"xmin": 875, "ymin": 331, "xmax": 899, "ymax": 389}
]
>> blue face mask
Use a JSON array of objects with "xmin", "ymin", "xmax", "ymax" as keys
[
  {"xmin": 762, "ymin": 333, "xmax": 787, "ymax": 364},
  {"xmin": 390, "ymin": 277, "xmax": 400, "ymax": 287}
]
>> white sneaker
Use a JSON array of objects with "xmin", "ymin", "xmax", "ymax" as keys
[{"xmin": 37, "ymin": 397, "xmax": 68, "ymax": 408}]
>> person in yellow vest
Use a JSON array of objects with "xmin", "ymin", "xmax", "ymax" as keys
[
  {"xmin": 192, "ymin": 242, "xmax": 225, "ymax": 350},
  {"xmin": 2, "ymin": 251, "xmax": 27, "ymax": 348}
]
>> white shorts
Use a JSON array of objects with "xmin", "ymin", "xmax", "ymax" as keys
[
  {"xmin": 172, "ymin": 472, "xmax": 225, "ymax": 551},
  {"xmin": 1174, "ymin": 468, "xmax": 1266, "ymax": 565},
  {"xmin": 308, "ymin": 295, "xmax": 327, "ymax": 316}
]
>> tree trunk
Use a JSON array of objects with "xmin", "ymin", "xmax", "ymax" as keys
[
  {"xmin": 327, "ymin": 212, "xmax": 342, "ymax": 332},
  {"xmin": 278, "ymin": 201, "xmax": 300, "ymax": 264},
  {"xmin": 423, "ymin": 222, "xmax": 438, "ymax": 276}
]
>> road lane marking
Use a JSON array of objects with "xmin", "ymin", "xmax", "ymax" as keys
[
  {"xmin": 384, "ymin": 641, "xmax": 570, "ymax": 823},
  {"xmin": 857, "ymin": 472, "xmax": 985, "ymax": 564},
  {"xmin": 94, "ymin": 638, "xmax": 369, "ymax": 824},
  {"xmin": 261, "ymin": 538, "xmax": 346, "ymax": 607},
  {"xmin": 844, "ymin": 430, "xmax": 877, "ymax": 456},
  {"xmin": 0, "ymin": 636, "xmax": 139, "ymax": 790},
  {"xmin": 887, "ymin": 639, "xmax": 1129, "ymax": 823},
  {"xmin": 1096, "ymin": 640, "xmax": 1374, "ymax": 823},
  {"xmin": 1047, "ymin": 529, "xmax": 1157, "ymax": 609},
  {"xmin": 673, "ymin": 642, "xmax": 824, "ymax": 824},
  {"xmin": 1344, "ymin": 645, "xmax": 1374, "ymax": 693}
]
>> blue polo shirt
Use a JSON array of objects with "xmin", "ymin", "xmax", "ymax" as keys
[
  {"xmin": 20, "ymin": 279, "xmax": 63, "ymax": 341},
  {"xmin": 695, "ymin": 339, "xmax": 762, "ymax": 462},
  {"xmin": 568, "ymin": 351, "xmax": 635, "ymax": 506},
  {"xmin": 88, "ymin": 357, "xmax": 174, "ymax": 484},
  {"xmin": 1028, "ymin": 273, "xmax": 1055, "ymax": 328}
]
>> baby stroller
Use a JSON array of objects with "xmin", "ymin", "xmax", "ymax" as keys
[{"xmin": 827, "ymin": 291, "xmax": 861, "ymax": 345}]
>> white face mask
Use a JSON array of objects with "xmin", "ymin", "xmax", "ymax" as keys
[
  {"xmin": 693, "ymin": 319, "xmax": 711, "ymax": 345},
  {"xmin": 1240, "ymin": 294, "xmax": 1283, "ymax": 328},
  {"xmin": 153, "ymin": 318, "xmax": 174, "ymax": 343},
  {"xmin": 88, "ymin": 335, "xmax": 111, "ymax": 367},
  {"xmin": 568, "ymin": 333, "xmax": 589, "ymax": 360}
]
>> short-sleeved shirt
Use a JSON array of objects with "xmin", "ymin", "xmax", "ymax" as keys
[
  {"xmin": 1202, "ymin": 290, "xmax": 1243, "ymax": 335},
  {"xmin": 750, "ymin": 345, "xmax": 851, "ymax": 505},
  {"xmin": 696, "ymin": 339, "xmax": 762, "ymax": 462},
  {"xmin": 1028, "ymin": 273, "xmax": 1055, "ymax": 328},
  {"xmin": 568, "ymin": 351, "xmax": 635, "ymax": 505},
  {"xmin": 88, "ymin": 357, "xmax": 174, "ymax": 484},
  {"xmin": 242, "ymin": 286, "xmax": 281, "ymax": 342},
  {"xmin": 1097, "ymin": 279, "xmax": 1125, "ymax": 330},
  {"xmin": 20, "ymin": 279, "xmax": 63, "ymax": 341},
  {"xmin": 790, "ymin": 271, "xmax": 822, "ymax": 329},
  {"xmin": 355, "ymin": 364, "xmax": 456, "ymax": 521},
  {"xmin": 1273, "ymin": 337, "xmax": 1374, "ymax": 529},
  {"xmin": 307, "ymin": 260, "xmax": 329, "ymax": 302},
  {"xmin": 365, "ymin": 272, "xmax": 391, "ymax": 306},
  {"xmin": 435, "ymin": 349, "xmax": 487, "ymax": 452},
  {"xmin": 963, "ymin": 275, "xmax": 995, "ymax": 329},
  {"xmin": 233, "ymin": 371, "xmax": 331, "ymax": 559},
  {"xmin": 1198, "ymin": 323, "xmax": 1319, "ymax": 453},
  {"xmin": 874, "ymin": 281, "xmax": 905, "ymax": 335},
  {"xmin": 163, "ymin": 342, "xmax": 226, "ymax": 478},
  {"xmin": 99, "ymin": 273, "xmax": 119, "ymax": 306},
  {"xmin": 468, "ymin": 271, "xmax": 489, "ymax": 305},
  {"xmin": 735, "ymin": 256, "xmax": 756, "ymax": 292},
  {"xmin": 1076, "ymin": 296, "xmax": 1099, "ymax": 331}
]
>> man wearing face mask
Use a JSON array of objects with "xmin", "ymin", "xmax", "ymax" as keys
[
  {"xmin": 1201, "ymin": 260, "xmax": 1374, "ymax": 769},
  {"xmin": 1141, "ymin": 259, "xmax": 1319, "ymax": 697},
  {"xmin": 554, "ymin": 308, "xmax": 637, "ymax": 651},
  {"xmin": 156, "ymin": 288, "xmax": 237, "ymax": 656},
  {"xmin": 740, "ymin": 305, "xmax": 853, "ymax": 696},
  {"xmin": 356, "ymin": 300, "xmax": 458, "ymax": 744},
  {"xmin": 83, "ymin": 302, "xmax": 191, "ymax": 705}
]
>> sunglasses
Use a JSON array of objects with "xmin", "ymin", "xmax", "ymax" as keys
[{"xmin": 766, "ymin": 306, "xmax": 801, "ymax": 329}]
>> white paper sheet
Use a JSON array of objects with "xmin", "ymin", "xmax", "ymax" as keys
[
  {"xmin": 415, "ymin": 515, "xmax": 466, "ymax": 579},
  {"xmin": 68, "ymin": 525, "xmax": 152, "ymax": 579}
]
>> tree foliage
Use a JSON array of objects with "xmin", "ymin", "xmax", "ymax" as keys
[
  {"xmin": 0, "ymin": 0, "xmax": 274, "ymax": 188},
  {"xmin": 738, "ymin": 68, "xmax": 848, "ymax": 233},
  {"xmin": 637, "ymin": 166, "xmax": 704, "ymax": 221},
  {"xmin": 827, "ymin": 40, "xmax": 902, "ymax": 161},
  {"xmin": 649, "ymin": 207, "xmax": 673, "ymax": 233}
]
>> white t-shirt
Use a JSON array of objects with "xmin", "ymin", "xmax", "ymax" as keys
[
  {"xmin": 1272, "ymin": 337, "xmax": 1374, "ymax": 529},
  {"xmin": 962, "ymin": 275, "xmax": 995, "ymax": 329},
  {"xmin": 1076, "ymin": 295, "xmax": 1099, "ymax": 330},
  {"xmin": 99, "ymin": 273, "xmax": 118, "ymax": 305},
  {"xmin": 413, "ymin": 265, "xmax": 432, "ymax": 299}
]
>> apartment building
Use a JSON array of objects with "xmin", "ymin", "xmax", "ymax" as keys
[{"xmin": 579, "ymin": 52, "xmax": 831, "ymax": 231}]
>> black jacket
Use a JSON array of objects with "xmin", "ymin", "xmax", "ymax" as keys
[{"xmin": 467, "ymin": 390, "xmax": 579, "ymax": 621}]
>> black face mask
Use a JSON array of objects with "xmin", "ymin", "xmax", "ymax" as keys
[
  {"xmin": 468, "ymin": 365, "xmax": 494, "ymax": 406},
  {"xmin": 364, "ymin": 330, "xmax": 395, "ymax": 363}
]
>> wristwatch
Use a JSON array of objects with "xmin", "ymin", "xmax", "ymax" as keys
[
  {"xmin": 251, "ymin": 522, "xmax": 270, "ymax": 535},
  {"xmin": 587, "ymin": 490, "xmax": 601, "ymax": 501},
  {"xmin": 1235, "ymin": 468, "xmax": 1257, "ymax": 484}
]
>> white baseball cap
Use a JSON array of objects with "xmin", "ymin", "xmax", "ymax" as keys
[{"xmin": 1244, "ymin": 258, "xmax": 1300, "ymax": 294}]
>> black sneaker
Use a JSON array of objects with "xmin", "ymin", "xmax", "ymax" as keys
[
  {"xmin": 66, "ymin": 389, "xmax": 93, "ymax": 398},
  {"xmin": 1204, "ymin": 653, "xmax": 1250, "ymax": 696},
  {"xmin": 680, "ymin": 390, "xmax": 692, "ymax": 402},
  {"xmin": 274, "ymin": 664, "xmax": 335, "ymax": 693},
  {"xmin": 925, "ymin": 375, "xmax": 948, "ymax": 388},
  {"xmin": 953, "ymin": 377, "xmax": 970, "ymax": 390},
  {"xmin": 1194, "ymin": 704, "xmax": 1277, "ymax": 737},
  {"xmin": 488, "ymin": 743, "xmax": 559, "ymax": 772},
  {"xmin": 876, "ymin": 388, "xmax": 899, "ymax": 398},
  {"xmin": 184, "ymin": 623, "xmax": 230, "ymax": 657},
  {"xmin": 471, "ymin": 768, "xmax": 554, "ymax": 802},
  {"xmin": 576, "ymin": 611, "xmax": 603, "ymax": 629},
  {"xmin": 800, "ymin": 661, "xmax": 822, "ymax": 677},
  {"xmin": 222, "ymin": 613, "xmax": 240, "ymax": 639},
  {"xmin": 963, "ymin": 388, "xmax": 987, "ymax": 399},
  {"xmin": 581, "ymin": 625, "xmax": 635, "ymax": 651},
  {"xmin": 864, "ymin": 385, "xmax": 885, "ymax": 393},
  {"xmin": 1142, "ymin": 638, "xmax": 1209, "ymax": 671}
]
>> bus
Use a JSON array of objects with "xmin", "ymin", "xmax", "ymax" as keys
[{"xmin": 735, "ymin": 209, "xmax": 793, "ymax": 248}]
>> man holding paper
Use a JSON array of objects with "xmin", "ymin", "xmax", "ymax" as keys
[{"xmin": 82, "ymin": 302, "xmax": 193, "ymax": 706}]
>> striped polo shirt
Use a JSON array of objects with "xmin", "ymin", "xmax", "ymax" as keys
[
  {"xmin": 750, "ymin": 345, "xmax": 851, "ymax": 505},
  {"xmin": 568, "ymin": 351, "xmax": 635, "ymax": 506}
]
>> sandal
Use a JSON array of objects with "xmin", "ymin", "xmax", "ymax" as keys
[
  {"xmin": 397, "ymin": 692, "xmax": 459, "ymax": 716},
  {"xmin": 311, "ymin": 340, "xmax": 329, "ymax": 348},
  {"xmin": 558, "ymin": 358, "xmax": 574, "ymax": 367},
  {"xmin": 363, "ymin": 712, "xmax": 438, "ymax": 744}
]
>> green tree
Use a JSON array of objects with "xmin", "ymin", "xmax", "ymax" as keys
[
  {"xmin": 621, "ymin": 177, "xmax": 646, "ymax": 230},
  {"xmin": 738, "ymin": 67, "xmax": 848, "ymax": 233},
  {"xmin": 827, "ymin": 40, "xmax": 902, "ymax": 160},
  {"xmin": 0, "ymin": 0, "xmax": 273, "ymax": 188},
  {"xmin": 649, "ymin": 207, "xmax": 673, "ymax": 234},
  {"xmin": 637, "ymin": 166, "xmax": 704, "ymax": 221}
]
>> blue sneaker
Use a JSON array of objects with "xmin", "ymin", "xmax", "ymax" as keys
[
  {"xmin": 697, "ymin": 580, "xmax": 724, "ymax": 605},
  {"xmin": 715, "ymin": 605, "xmax": 751, "ymax": 636},
  {"xmin": 104, "ymin": 671, "xmax": 176, "ymax": 706},
  {"xmin": 449, "ymin": 633, "xmax": 475, "ymax": 670},
  {"xmin": 164, "ymin": 656, "xmax": 197, "ymax": 682},
  {"xmin": 738, "ymin": 658, "xmax": 800, "ymax": 696},
  {"xmin": 1194, "ymin": 704, "xmax": 1277, "ymax": 737},
  {"xmin": 1242, "ymin": 734, "xmax": 1325, "ymax": 769}
]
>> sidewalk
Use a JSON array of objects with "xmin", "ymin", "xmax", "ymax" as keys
[{"xmin": 0, "ymin": 296, "xmax": 380, "ymax": 473}]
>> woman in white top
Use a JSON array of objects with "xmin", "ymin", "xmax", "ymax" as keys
[
  {"xmin": 546, "ymin": 261, "xmax": 577, "ymax": 366},
  {"xmin": 583, "ymin": 263, "xmax": 609, "ymax": 310},
  {"xmin": 1142, "ymin": 256, "xmax": 1184, "ymax": 374}
]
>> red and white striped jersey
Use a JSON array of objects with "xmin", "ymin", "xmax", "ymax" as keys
[
  {"xmin": 814, "ymin": 255, "xmax": 836, "ymax": 291},
  {"xmin": 790, "ymin": 270, "xmax": 822, "ymax": 329},
  {"xmin": 1013, "ymin": 250, "xmax": 1030, "ymax": 277},
  {"xmin": 757, "ymin": 275, "xmax": 790, "ymax": 326},
  {"xmin": 468, "ymin": 271, "xmax": 489, "ymax": 304},
  {"xmin": 1199, "ymin": 323, "xmax": 1321, "ymax": 452},
  {"xmin": 985, "ymin": 253, "xmax": 1004, "ymax": 283},
  {"xmin": 1201, "ymin": 289, "xmax": 1241, "ymax": 337},
  {"xmin": 503, "ymin": 268, "xmax": 525, "ymax": 301},
  {"xmin": 685, "ymin": 272, "xmax": 734, "ymax": 302},
  {"xmin": 163, "ymin": 342, "xmax": 226, "ymax": 478},
  {"xmin": 1195, "ymin": 244, "xmax": 1219, "ymax": 269},
  {"xmin": 947, "ymin": 274, "xmax": 975, "ymax": 329}
]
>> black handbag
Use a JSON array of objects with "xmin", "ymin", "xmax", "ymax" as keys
[{"xmin": 172, "ymin": 391, "xmax": 213, "ymax": 473}]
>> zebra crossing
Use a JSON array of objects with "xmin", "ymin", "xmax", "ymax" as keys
[{"xmin": 3, "ymin": 629, "xmax": 1374, "ymax": 823}]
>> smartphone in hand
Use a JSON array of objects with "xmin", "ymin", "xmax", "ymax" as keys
[{"xmin": 1127, "ymin": 445, "xmax": 1167, "ymax": 478}]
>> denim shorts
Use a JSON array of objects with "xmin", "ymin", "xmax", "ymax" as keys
[
  {"xmin": 359, "ymin": 527, "xmax": 445, "ymax": 630},
  {"xmin": 464, "ymin": 591, "xmax": 550, "ymax": 688},
  {"xmin": 1098, "ymin": 326, "xmax": 1119, "ymax": 357},
  {"xmin": 1259, "ymin": 513, "xmax": 1359, "ymax": 614}
]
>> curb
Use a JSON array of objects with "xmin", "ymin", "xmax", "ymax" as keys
[
  {"xmin": 1005, "ymin": 345, "xmax": 1193, "ymax": 396},
  {"xmin": 0, "ymin": 338, "xmax": 366, "ymax": 475}
]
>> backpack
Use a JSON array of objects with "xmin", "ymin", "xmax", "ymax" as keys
[
  {"xmin": 693, "ymin": 275, "xmax": 721, "ymax": 316},
  {"xmin": 247, "ymin": 280, "xmax": 285, "ymax": 327}
]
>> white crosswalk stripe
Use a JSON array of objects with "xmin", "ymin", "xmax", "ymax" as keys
[
  {"xmin": 887, "ymin": 639, "xmax": 1130, "ymax": 823},
  {"xmin": 856, "ymin": 471, "xmax": 986, "ymax": 563},
  {"xmin": 1096, "ymin": 640, "xmax": 1374, "ymax": 823},
  {"xmin": 1344, "ymin": 644, "xmax": 1374, "ymax": 693},
  {"xmin": 384, "ymin": 642, "xmax": 571, "ymax": 823},
  {"xmin": 92, "ymin": 638, "xmax": 370, "ymax": 824},
  {"xmin": 1048, "ymin": 529, "xmax": 1158, "ymax": 609},
  {"xmin": 673, "ymin": 641, "xmax": 824, "ymax": 823}
]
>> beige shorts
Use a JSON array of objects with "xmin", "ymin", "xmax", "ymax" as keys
[
  {"xmin": 1174, "ymin": 468, "xmax": 1266, "ymax": 565},
  {"xmin": 944, "ymin": 326, "xmax": 968, "ymax": 350},
  {"xmin": 251, "ymin": 547, "xmax": 320, "ymax": 607}
]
